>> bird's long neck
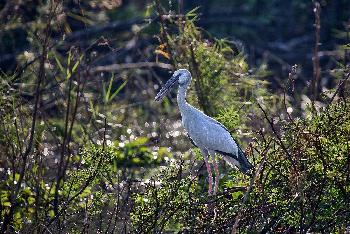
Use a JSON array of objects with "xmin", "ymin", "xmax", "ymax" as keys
[{"xmin": 177, "ymin": 85, "xmax": 189, "ymax": 113}]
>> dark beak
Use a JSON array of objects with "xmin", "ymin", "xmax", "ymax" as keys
[{"xmin": 154, "ymin": 74, "xmax": 180, "ymax": 101}]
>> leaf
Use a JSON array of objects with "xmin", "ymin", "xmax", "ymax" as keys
[
  {"xmin": 131, "ymin": 137, "xmax": 149, "ymax": 146},
  {"xmin": 102, "ymin": 81, "xmax": 107, "ymax": 103},
  {"xmin": 108, "ymin": 80, "xmax": 128, "ymax": 103},
  {"xmin": 186, "ymin": 6, "xmax": 200, "ymax": 17},
  {"xmin": 144, "ymin": 3, "xmax": 155, "ymax": 17},
  {"xmin": 67, "ymin": 70, "xmax": 72, "ymax": 80},
  {"xmin": 67, "ymin": 12, "xmax": 94, "ymax": 25},
  {"xmin": 89, "ymin": 100, "xmax": 97, "ymax": 118},
  {"xmin": 67, "ymin": 50, "xmax": 72, "ymax": 67},
  {"xmin": 22, "ymin": 188, "xmax": 32, "ymax": 196},
  {"xmin": 105, "ymin": 73, "xmax": 115, "ymax": 103},
  {"xmin": 49, "ymin": 209, "xmax": 55, "ymax": 218},
  {"xmin": 2, "ymin": 201, "xmax": 11, "ymax": 207},
  {"xmin": 66, "ymin": 51, "xmax": 72, "ymax": 79},
  {"xmin": 28, "ymin": 196, "xmax": 35, "ymax": 205},
  {"xmin": 132, "ymin": 157, "xmax": 141, "ymax": 164},
  {"xmin": 72, "ymin": 54, "xmax": 84, "ymax": 73},
  {"xmin": 155, "ymin": 49, "xmax": 170, "ymax": 59},
  {"xmin": 53, "ymin": 52, "xmax": 65, "ymax": 74},
  {"xmin": 15, "ymin": 173, "xmax": 20, "ymax": 182},
  {"xmin": 231, "ymin": 191, "xmax": 243, "ymax": 200}
]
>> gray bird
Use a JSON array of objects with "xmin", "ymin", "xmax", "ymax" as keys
[{"xmin": 155, "ymin": 69, "xmax": 253, "ymax": 195}]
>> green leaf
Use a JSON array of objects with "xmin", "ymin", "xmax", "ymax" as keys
[
  {"xmin": 15, "ymin": 173, "xmax": 20, "ymax": 182},
  {"xmin": 108, "ymin": 80, "xmax": 128, "ymax": 103},
  {"xmin": 186, "ymin": 6, "xmax": 200, "ymax": 17},
  {"xmin": 28, "ymin": 196, "xmax": 35, "ymax": 205},
  {"xmin": 49, "ymin": 209, "xmax": 55, "ymax": 218},
  {"xmin": 53, "ymin": 52, "xmax": 65, "ymax": 74},
  {"xmin": 67, "ymin": 12, "xmax": 94, "ymax": 25},
  {"xmin": 67, "ymin": 50, "xmax": 72, "ymax": 67},
  {"xmin": 105, "ymin": 73, "xmax": 115, "ymax": 103},
  {"xmin": 22, "ymin": 188, "xmax": 32, "ymax": 196},
  {"xmin": 2, "ymin": 201, "xmax": 11, "ymax": 207},
  {"xmin": 131, "ymin": 137, "xmax": 148, "ymax": 146},
  {"xmin": 72, "ymin": 55, "xmax": 84, "ymax": 73},
  {"xmin": 67, "ymin": 70, "xmax": 72, "ymax": 80}
]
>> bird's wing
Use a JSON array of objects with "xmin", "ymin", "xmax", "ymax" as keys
[
  {"xmin": 185, "ymin": 107, "xmax": 253, "ymax": 174},
  {"xmin": 187, "ymin": 115, "xmax": 235, "ymax": 154},
  {"xmin": 188, "ymin": 106, "xmax": 229, "ymax": 131},
  {"xmin": 202, "ymin": 115, "xmax": 229, "ymax": 132},
  {"xmin": 213, "ymin": 136, "xmax": 253, "ymax": 174},
  {"xmin": 187, "ymin": 133, "xmax": 198, "ymax": 147},
  {"xmin": 194, "ymin": 116, "xmax": 253, "ymax": 173}
]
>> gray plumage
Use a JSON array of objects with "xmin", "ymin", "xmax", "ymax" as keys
[{"xmin": 155, "ymin": 69, "xmax": 253, "ymax": 194}]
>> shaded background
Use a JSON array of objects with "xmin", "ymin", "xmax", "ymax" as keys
[{"xmin": 1, "ymin": 0, "xmax": 349, "ymax": 85}]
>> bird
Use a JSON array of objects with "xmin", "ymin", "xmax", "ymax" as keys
[{"xmin": 155, "ymin": 69, "xmax": 253, "ymax": 195}]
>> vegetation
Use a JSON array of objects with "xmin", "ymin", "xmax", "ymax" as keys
[{"xmin": 0, "ymin": 0, "xmax": 349, "ymax": 233}]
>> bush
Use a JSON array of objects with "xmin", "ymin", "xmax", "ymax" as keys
[{"xmin": 130, "ymin": 100, "xmax": 350, "ymax": 233}]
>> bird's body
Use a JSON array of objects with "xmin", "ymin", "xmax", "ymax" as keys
[
  {"xmin": 155, "ymin": 69, "xmax": 253, "ymax": 195},
  {"xmin": 182, "ymin": 105, "xmax": 235, "ymax": 156}
]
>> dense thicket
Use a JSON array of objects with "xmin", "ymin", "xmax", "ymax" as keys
[{"xmin": 0, "ymin": 0, "xmax": 349, "ymax": 233}]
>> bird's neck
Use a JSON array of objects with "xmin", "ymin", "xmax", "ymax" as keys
[{"xmin": 177, "ymin": 85, "xmax": 189, "ymax": 112}]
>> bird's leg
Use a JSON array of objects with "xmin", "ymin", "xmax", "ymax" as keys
[
  {"xmin": 204, "ymin": 159, "xmax": 213, "ymax": 196},
  {"xmin": 200, "ymin": 149, "xmax": 213, "ymax": 195},
  {"xmin": 209, "ymin": 151, "xmax": 220, "ymax": 195},
  {"xmin": 212, "ymin": 157, "xmax": 220, "ymax": 195}
]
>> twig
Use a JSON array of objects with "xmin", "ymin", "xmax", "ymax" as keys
[
  {"xmin": 54, "ymin": 71, "xmax": 74, "ymax": 219},
  {"xmin": 257, "ymin": 102, "xmax": 297, "ymax": 171},
  {"xmin": 328, "ymin": 72, "xmax": 350, "ymax": 104},
  {"xmin": 63, "ymin": 18, "xmax": 145, "ymax": 43},
  {"xmin": 0, "ymin": 2, "xmax": 54, "ymax": 230},
  {"xmin": 154, "ymin": 0, "xmax": 176, "ymax": 68},
  {"xmin": 91, "ymin": 62, "xmax": 172, "ymax": 73},
  {"xmin": 311, "ymin": 1, "xmax": 321, "ymax": 105},
  {"xmin": 231, "ymin": 142, "xmax": 270, "ymax": 233},
  {"xmin": 190, "ymin": 44, "xmax": 211, "ymax": 115},
  {"xmin": 283, "ymin": 65, "xmax": 298, "ymax": 122},
  {"xmin": 45, "ymin": 120, "xmax": 108, "ymax": 229}
]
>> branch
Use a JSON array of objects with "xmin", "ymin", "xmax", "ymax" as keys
[
  {"xmin": 257, "ymin": 102, "xmax": 297, "ymax": 171},
  {"xmin": 63, "ymin": 18, "xmax": 146, "ymax": 43},
  {"xmin": 231, "ymin": 141, "xmax": 271, "ymax": 233},
  {"xmin": 45, "ymin": 118, "xmax": 108, "ymax": 229},
  {"xmin": 311, "ymin": 1, "xmax": 321, "ymax": 104},
  {"xmin": 0, "ymin": 1, "xmax": 53, "ymax": 231},
  {"xmin": 91, "ymin": 62, "xmax": 172, "ymax": 73},
  {"xmin": 328, "ymin": 72, "xmax": 350, "ymax": 104}
]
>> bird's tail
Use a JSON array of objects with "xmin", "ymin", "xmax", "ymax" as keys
[
  {"xmin": 237, "ymin": 146, "xmax": 254, "ymax": 174},
  {"xmin": 219, "ymin": 147, "xmax": 253, "ymax": 175}
]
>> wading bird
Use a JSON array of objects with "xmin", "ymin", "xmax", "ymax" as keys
[{"xmin": 155, "ymin": 69, "xmax": 253, "ymax": 195}]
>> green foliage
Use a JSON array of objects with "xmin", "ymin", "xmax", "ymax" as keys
[
  {"xmin": 130, "ymin": 100, "xmax": 350, "ymax": 233},
  {"xmin": 131, "ymin": 162, "xmax": 199, "ymax": 233},
  {"xmin": 59, "ymin": 139, "xmax": 171, "ymax": 232},
  {"xmin": 242, "ymin": 101, "xmax": 350, "ymax": 232},
  {"xmin": 161, "ymin": 9, "xmax": 272, "ymax": 118},
  {"xmin": 102, "ymin": 73, "xmax": 128, "ymax": 104},
  {"xmin": 0, "ymin": 132, "xmax": 169, "ymax": 231},
  {"xmin": 130, "ymin": 161, "xmax": 250, "ymax": 233},
  {"xmin": 215, "ymin": 106, "xmax": 241, "ymax": 131},
  {"xmin": 0, "ymin": 0, "xmax": 349, "ymax": 233}
]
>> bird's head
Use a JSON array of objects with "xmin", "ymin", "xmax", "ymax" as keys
[
  {"xmin": 175, "ymin": 69, "xmax": 191, "ymax": 86},
  {"xmin": 155, "ymin": 69, "xmax": 191, "ymax": 101}
]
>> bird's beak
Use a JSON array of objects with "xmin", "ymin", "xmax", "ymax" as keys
[{"xmin": 154, "ymin": 73, "xmax": 180, "ymax": 101}]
